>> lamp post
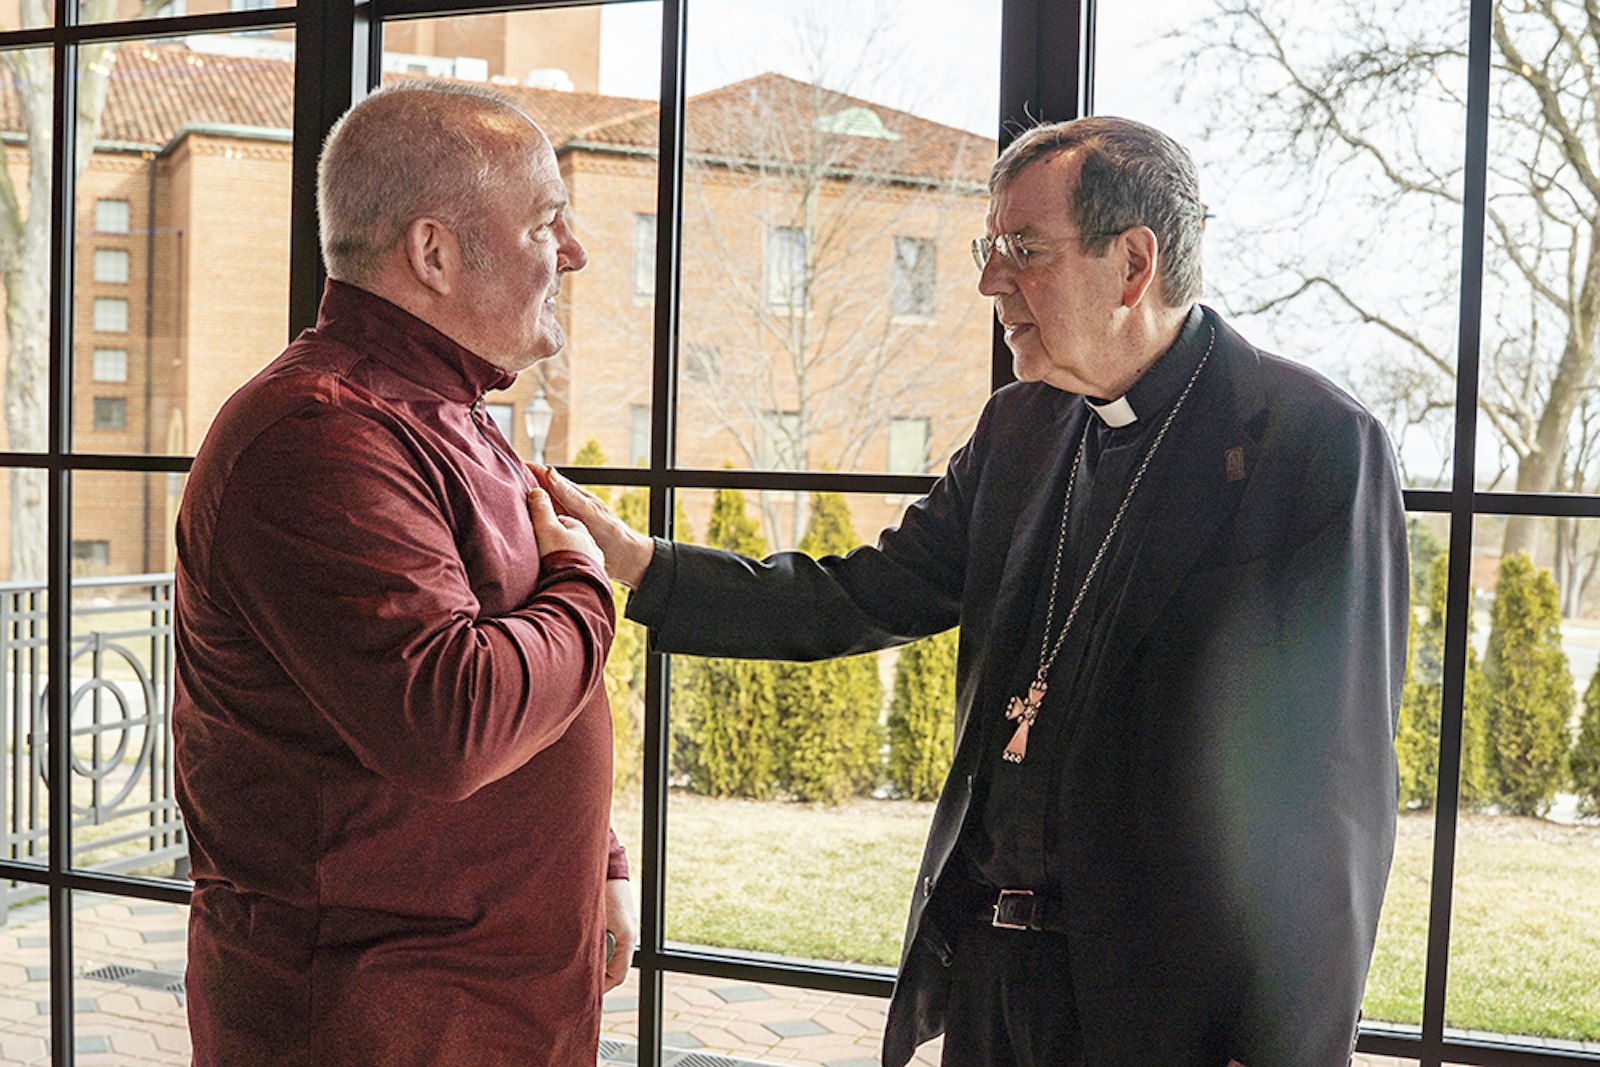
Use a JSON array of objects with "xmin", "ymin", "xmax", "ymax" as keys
[{"xmin": 523, "ymin": 385, "xmax": 553, "ymax": 465}]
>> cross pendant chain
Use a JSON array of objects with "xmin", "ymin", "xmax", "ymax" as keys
[{"xmin": 996, "ymin": 326, "xmax": 1214, "ymax": 767}]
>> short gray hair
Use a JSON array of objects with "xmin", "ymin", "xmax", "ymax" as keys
[
  {"xmin": 990, "ymin": 116, "xmax": 1204, "ymax": 308},
  {"xmin": 317, "ymin": 79, "xmax": 534, "ymax": 285}
]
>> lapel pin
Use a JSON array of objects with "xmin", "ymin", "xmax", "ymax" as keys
[{"xmin": 1225, "ymin": 446, "xmax": 1246, "ymax": 482}]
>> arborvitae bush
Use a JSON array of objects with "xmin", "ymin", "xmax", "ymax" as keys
[
  {"xmin": 1395, "ymin": 553, "xmax": 1492, "ymax": 808},
  {"xmin": 773, "ymin": 491, "xmax": 883, "ymax": 804},
  {"xmin": 887, "ymin": 627, "xmax": 958, "ymax": 800},
  {"xmin": 1570, "ymin": 667, "xmax": 1600, "ymax": 817},
  {"xmin": 673, "ymin": 485, "xmax": 782, "ymax": 798},
  {"xmin": 1482, "ymin": 552, "xmax": 1574, "ymax": 816}
]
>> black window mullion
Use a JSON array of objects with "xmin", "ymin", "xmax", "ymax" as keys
[
  {"xmin": 637, "ymin": 0, "xmax": 688, "ymax": 1063},
  {"xmin": 1413, "ymin": 0, "xmax": 1494, "ymax": 1064},
  {"xmin": 47, "ymin": 23, "xmax": 79, "ymax": 1067},
  {"xmin": 290, "ymin": 0, "xmax": 368, "ymax": 337}
]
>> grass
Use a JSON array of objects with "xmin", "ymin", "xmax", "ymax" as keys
[{"xmin": 615, "ymin": 795, "xmax": 1600, "ymax": 1043}]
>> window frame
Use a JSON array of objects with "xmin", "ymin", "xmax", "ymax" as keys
[{"xmin": 0, "ymin": 2, "xmax": 1574, "ymax": 1066}]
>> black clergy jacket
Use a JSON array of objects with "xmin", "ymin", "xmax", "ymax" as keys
[{"xmin": 625, "ymin": 306, "xmax": 1407, "ymax": 1067}]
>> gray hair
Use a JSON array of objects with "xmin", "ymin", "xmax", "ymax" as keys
[
  {"xmin": 317, "ymin": 79, "xmax": 535, "ymax": 285},
  {"xmin": 990, "ymin": 116, "xmax": 1204, "ymax": 308}
]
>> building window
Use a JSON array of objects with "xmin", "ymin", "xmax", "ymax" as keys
[
  {"xmin": 633, "ymin": 214, "xmax": 656, "ymax": 298},
  {"xmin": 92, "ymin": 348, "xmax": 129, "ymax": 383},
  {"xmin": 759, "ymin": 409, "xmax": 803, "ymax": 470},
  {"xmin": 764, "ymin": 225, "xmax": 807, "ymax": 308},
  {"xmin": 892, "ymin": 236, "xmax": 936, "ymax": 318},
  {"xmin": 70, "ymin": 539, "xmax": 110, "ymax": 568},
  {"xmin": 629, "ymin": 404, "xmax": 651, "ymax": 467},
  {"xmin": 94, "ymin": 248, "xmax": 130, "ymax": 284},
  {"xmin": 93, "ymin": 397, "xmax": 128, "ymax": 430},
  {"xmin": 887, "ymin": 416, "xmax": 930, "ymax": 475},
  {"xmin": 93, "ymin": 298, "xmax": 129, "ymax": 333},
  {"xmin": 94, "ymin": 198, "xmax": 130, "ymax": 234}
]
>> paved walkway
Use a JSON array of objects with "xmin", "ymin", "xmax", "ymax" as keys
[{"xmin": 1, "ymin": 894, "xmax": 1410, "ymax": 1066}]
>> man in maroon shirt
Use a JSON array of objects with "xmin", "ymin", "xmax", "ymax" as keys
[{"xmin": 174, "ymin": 80, "xmax": 635, "ymax": 1065}]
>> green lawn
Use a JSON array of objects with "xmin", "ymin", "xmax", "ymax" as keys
[{"xmin": 616, "ymin": 796, "xmax": 1600, "ymax": 1042}]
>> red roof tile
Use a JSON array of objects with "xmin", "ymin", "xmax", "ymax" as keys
[{"xmin": 0, "ymin": 42, "xmax": 992, "ymax": 188}]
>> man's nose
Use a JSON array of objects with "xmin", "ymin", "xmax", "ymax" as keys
[
  {"xmin": 977, "ymin": 253, "xmax": 1012, "ymax": 296},
  {"xmin": 559, "ymin": 232, "xmax": 588, "ymax": 273}
]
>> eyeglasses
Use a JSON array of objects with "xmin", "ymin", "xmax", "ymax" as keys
[{"xmin": 970, "ymin": 230, "xmax": 1124, "ymax": 273}]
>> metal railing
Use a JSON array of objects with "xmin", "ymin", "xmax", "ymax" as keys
[{"xmin": 2, "ymin": 573, "xmax": 187, "ymax": 920}]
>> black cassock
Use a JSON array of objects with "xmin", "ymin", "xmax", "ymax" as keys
[{"xmin": 626, "ymin": 305, "xmax": 1407, "ymax": 1067}]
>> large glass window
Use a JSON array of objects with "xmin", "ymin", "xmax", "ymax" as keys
[{"xmin": 9, "ymin": 2, "xmax": 1597, "ymax": 1065}]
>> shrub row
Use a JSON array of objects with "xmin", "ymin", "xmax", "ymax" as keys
[
  {"xmin": 578, "ymin": 443, "xmax": 956, "ymax": 803},
  {"xmin": 1397, "ymin": 538, "xmax": 1600, "ymax": 816}
]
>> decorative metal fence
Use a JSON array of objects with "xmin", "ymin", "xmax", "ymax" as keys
[{"xmin": 2, "ymin": 574, "xmax": 187, "ymax": 921}]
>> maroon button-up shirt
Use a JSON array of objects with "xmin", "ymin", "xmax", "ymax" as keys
[{"xmin": 175, "ymin": 281, "xmax": 622, "ymax": 1066}]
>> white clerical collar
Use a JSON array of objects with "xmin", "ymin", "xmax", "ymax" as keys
[{"xmin": 1086, "ymin": 394, "xmax": 1137, "ymax": 428}]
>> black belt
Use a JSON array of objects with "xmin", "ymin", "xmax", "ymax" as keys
[{"xmin": 988, "ymin": 888, "xmax": 1070, "ymax": 934}]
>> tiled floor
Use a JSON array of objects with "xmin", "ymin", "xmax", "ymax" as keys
[{"xmin": 0, "ymin": 894, "xmax": 1413, "ymax": 1066}]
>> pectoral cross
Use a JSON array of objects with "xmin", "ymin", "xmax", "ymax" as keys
[{"xmin": 1002, "ymin": 675, "xmax": 1048, "ymax": 763}]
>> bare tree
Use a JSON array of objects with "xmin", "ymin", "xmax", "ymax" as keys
[
  {"xmin": 675, "ymin": 68, "xmax": 985, "ymax": 543},
  {"xmin": 1, "ymin": 0, "xmax": 163, "ymax": 581},
  {"xmin": 1178, "ymin": 0, "xmax": 1600, "ymax": 566}
]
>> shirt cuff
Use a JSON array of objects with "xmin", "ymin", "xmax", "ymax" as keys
[
  {"xmin": 623, "ymin": 537, "xmax": 676, "ymax": 626},
  {"xmin": 606, "ymin": 827, "xmax": 630, "ymax": 881}
]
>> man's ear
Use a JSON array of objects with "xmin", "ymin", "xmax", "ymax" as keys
[
  {"xmin": 403, "ymin": 216, "xmax": 459, "ymax": 297},
  {"xmin": 1118, "ymin": 225, "xmax": 1160, "ymax": 308}
]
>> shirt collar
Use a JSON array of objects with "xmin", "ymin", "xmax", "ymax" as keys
[
  {"xmin": 312, "ymin": 279, "xmax": 517, "ymax": 402},
  {"xmin": 1083, "ymin": 304, "xmax": 1207, "ymax": 429}
]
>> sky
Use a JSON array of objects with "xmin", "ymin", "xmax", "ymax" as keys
[{"xmin": 597, "ymin": 0, "xmax": 1006, "ymax": 136}]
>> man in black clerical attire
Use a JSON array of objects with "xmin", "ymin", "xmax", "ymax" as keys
[{"xmin": 544, "ymin": 116, "xmax": 1406, "ymax": 1067}]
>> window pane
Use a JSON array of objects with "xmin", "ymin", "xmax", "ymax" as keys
[
  {"xmin": 1441, "ymin": 515, "xmax": 1600, "ymax": 1048},
  {"xmin": 0, "ymin": 883, "xmax": 51, "ymax": 1062},
  {"xmin": 1, "ymin": 47, "xmax": 52, "ymax": 459},
  {"xmin": 380, "ymin": 4, "xmax": 663, "ymax": 471},
  {"xmin": 675, "ymin": 0, "xmax": 999, "ymax": 475},
  {"xmin": 764, "ymin": 225, "xmax": 807, "ymax": 308},
  {"xmin": 72, "ymin": 33, "xmax": 295, "ymax": 457},
  {"xmin": 887, "ymin": 416, "xmax": 930, "ymax": 475},
  {"xmin": 1094, "ymin": 1, "xmax": 1468, "ymax": 491},
  {"xmin": 892, "ymin": 235, "xmax": 936, "ymax": 318},
  {"xmin": 1, "ymin": 3, "xmax": 51, "ymax": 31},
  {"xmin": 633, "ymin": 213, "xmax": 657, "ymax": 298},
  {"xmin": 74, "ymin": 892, "xmax": 192, "ymax": 1065},
  {"xmin": 93, "ymin": 298, "xmax": 129, "ymax": 333},
  {"xmin": 1, "ymin": 471, "xmax": 49, "ymax": 884},
  {"xmin": 94, "ymin": 348, "xmax": 130, "ymax": 383},
  {"xmin": 1479, "ymin": 5, "xmax": 1600, "ymax": 516},
  {"xmin": 94, "ymin": 248, "xmax": 130, "ymax": 283},
  {"xmin": 95, "ymin": 198, "xmax": 131, "ymax": 234},
  {"xmin": 68, "ymin": 472, "xmax": 187, "ymax": 884},
  {"xmin": 1363, "ymin": 514, "xmax": 1450, "ymax": 1031},
  {"xmin": 77, "ymin": 0, "xmax": 293, "ymax": 24},
  {"xmin": 664, "ymin": 488, "xmax": 945, "ymax": 968},
  {"xmin": 92, "ymin": 397, "xmax": 128, "ymax": 431}
]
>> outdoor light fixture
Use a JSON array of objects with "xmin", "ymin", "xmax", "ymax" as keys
[{"xmin": 524, "ymin": 385, "xmax": 554, "ymax": 465}]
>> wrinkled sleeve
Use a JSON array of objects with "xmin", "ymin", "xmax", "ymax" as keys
[
  {"xmin": 625, "ymin": 407, "xmax": 990, "ymax": 660},
  {"xmin": 1217, "ymin": 409, "xmax": 1406, "ymax": 1066},
  {"xmin": 207, "ymin": 407, "xmax": 615, "ymax": 803}
]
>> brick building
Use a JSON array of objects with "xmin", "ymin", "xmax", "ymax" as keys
[{"xmin": 0, "ymin": 35, "xmax": 994, "ymax": 580}]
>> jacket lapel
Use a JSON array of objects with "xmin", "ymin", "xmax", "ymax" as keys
[{"xmin": 1082, "ymin": 321, "xmax": 1264, "ymax": 693}]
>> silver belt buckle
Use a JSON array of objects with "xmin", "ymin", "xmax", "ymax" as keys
[{"xmin": 991, "ymin": 887, "xmax": 1033, "ymax": 930}]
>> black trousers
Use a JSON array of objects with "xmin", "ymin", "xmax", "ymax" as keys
[{"xmin": 939, "ymin": 921, "xmax": 1085, "ymax": 1067}]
